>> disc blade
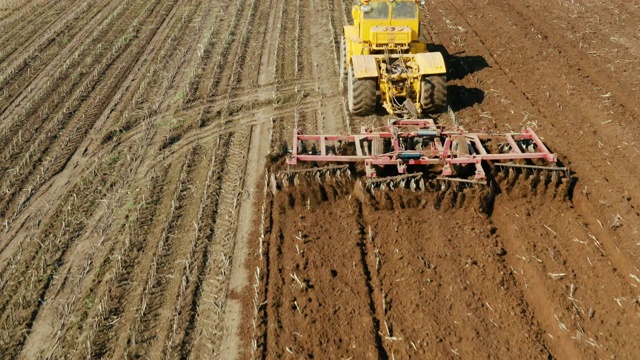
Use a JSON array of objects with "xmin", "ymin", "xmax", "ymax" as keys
[{"xmin": 270, "ymin": 173, "xmax": 279, "ymax": 194}]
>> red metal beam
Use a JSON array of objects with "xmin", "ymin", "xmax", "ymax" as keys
[{"xmin": 286, "ymin": 122, "xmax": 561, "ymax": 179}]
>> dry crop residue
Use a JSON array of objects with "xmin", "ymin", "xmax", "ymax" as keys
[
  {"xmin": 246, "ymin": 0, "xmax": 640, "ymax": 359},
  {"xmin": 1, "ymin": 0, "xmax": 639, "ymax": 359}
]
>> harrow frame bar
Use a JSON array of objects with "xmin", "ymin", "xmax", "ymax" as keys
[{"xmin": 286, "ymin": 119, "xmax": 564, "ymax": 181}]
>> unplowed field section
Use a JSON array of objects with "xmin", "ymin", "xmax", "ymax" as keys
[
  {"xmin": 1, "ymin": 0, "xmax": 639, "ymax": 359},
  {"xmin": 0, "ymin": 0, "xmax": 291, "ymax": 358}
]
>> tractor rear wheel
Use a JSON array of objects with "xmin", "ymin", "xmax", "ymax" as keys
[
  {"xmin": 348, "ymin": 65, "xmax": 376, "ymax": 116},
  {"xmin": 420, "ymin": 75, "xmax": 447, "ymax": 114},
  {"xmin": 339, "ymin": 37, "xmax": 347, "ymax": 90}
]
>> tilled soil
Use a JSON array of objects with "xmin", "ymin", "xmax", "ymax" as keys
[
  {"xmin": 1, "ymin": 0, "xmax": 639, "ymax": 359},
  {"xmin": 247, "ymin": 0, "xmax": 640, "ymax": 359}
]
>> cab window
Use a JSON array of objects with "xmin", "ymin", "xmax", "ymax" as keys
[
  {"xmin": 363, "ymin": 3, "xmax": 390, "ymax": 19},
  {"xmin": 392, "ymin": 2, "xmax": 417, "ymax": 19}
]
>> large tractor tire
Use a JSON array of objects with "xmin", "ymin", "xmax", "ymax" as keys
[
  {"xmin": 339, "ymin": 37, "xmax": 347, "ymax": 90},
  {"xmin": 420, "ymin": 75, "xmax": 447, "ymax": 114},
  {"xmin": 348, "ymin": 65, "xmax": 376, "ymax": 116}
]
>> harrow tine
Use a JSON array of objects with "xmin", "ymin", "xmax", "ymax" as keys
[
  {"xmin": 272, "ymin": 165, "xmax": 351, "ymax": 187},
  {"xmin": 541, "ymin": 170, "xmax": 550, "ymax": 188},
  {"xmin": 500, "ymin": 165, "xmax": 509, "ymax": 177},
  {"xmin": 529, "ymin": 170, "xmax": 540, "ymax": 191},
  {"xmin": 540, "ymin": 170, "xmax": 549, "ymax": 187},
  {"xmin": 283, "ymin": 173, "xmax": 292, "ymax": 187},
  {"xmin": 270, "ymin": 173, "xmax": 279, "ymax": 195},
  {"xmin": 558, "ymin": 177, "xmax": 570, "ymax": 198},
  {"xmin": 440, "ymin": 180, "xmax": 449, "ymax": 192},
  {"xmin": 277, "ymin": 173, "xmax": 287, "ymax": 187},
  {"xmin": 365, "ymin": 175, "xmax": 493, "ymax": 194},
  {"xmin": 353, "ymin": 179, "xmax": 366, "ymax": 201},
  {"xmin": 366, "ymin": 173, "xmax": 423, "ymax": 189},
  {"xmin": 496, "ymin": 162, "xmax": 569, "ymax": 172}
]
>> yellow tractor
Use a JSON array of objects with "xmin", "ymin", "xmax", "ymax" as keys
[{"xmin": 340, "ymin": 0, "xmax": 447, "ymax": 117}]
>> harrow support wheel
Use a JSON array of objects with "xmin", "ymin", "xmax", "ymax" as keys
[
  {"xmin": 348, "ymin": 65, "xmax": 376, "ymax": 116},
  {"xmin": 420, "ymin": 75, "xmax": 447, "ymax": 114}
]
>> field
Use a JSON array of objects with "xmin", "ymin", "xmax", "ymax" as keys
[{"xmin": 1, "ymin": 0, "xmax": 639, "ymax": 358}]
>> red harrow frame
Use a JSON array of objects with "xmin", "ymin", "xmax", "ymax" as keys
[{"xmin": 279, "ymin": 119, "xmax": 568, "ymax": 191}]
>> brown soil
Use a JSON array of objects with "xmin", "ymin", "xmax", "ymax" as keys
[{"xmin": 0, "ymin": 0, "xmax": 639, "ymax": 359}]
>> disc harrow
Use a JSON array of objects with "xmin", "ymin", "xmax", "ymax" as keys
[
  {"xmin": 270, "ymin": 165, "xmax": 351, "ymax": 193},
  {"xmin": 273, "ymin": 118, "xmax": 569, "ymax": 196}
]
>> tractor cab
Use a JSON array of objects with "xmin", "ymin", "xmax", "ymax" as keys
[
  {"xmin": 362, "ymin": 1, "xmax": 419, "ymax": 20},
  {"xmin": 353, "ymin": 0, "xmax": 424, "ymax": 53}
]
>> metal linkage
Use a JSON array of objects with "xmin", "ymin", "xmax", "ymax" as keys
[{"xmin": 286, "ymin": 118, "xmax": 566, "ymax": 184}]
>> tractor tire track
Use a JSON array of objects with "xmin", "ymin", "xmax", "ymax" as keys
[
  {"xmin": 0, "ymin": 0, "xmax": 65, "ymax": 67},
  {"xmin": 1, "ymin": 0, "xmax": 180, "ymax": 230},
  {"xmin": 186, "ymin": 0, "xmax": 265, "ymax": 355},
  {"xmin": 0, "ymin": 2, "xmax": 114, "ymax": 117},
  {"xmin": 0, "ymin": 0, "xmax": 146, "ymax": 271}
]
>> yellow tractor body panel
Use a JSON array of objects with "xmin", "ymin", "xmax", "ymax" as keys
[
  {"xmin": 344, "ymin": 25, "xmax": 359, "ymax": 44},
  {"xmin": 414, "ymin": 52, "xmax": 447, "ymax": 75},
  {"xmin": 344, "ymin": 25, "xmax": 367, "ymax": 62},
  {"xmin": 351, "ymin": 55, "xmax": 379, "ymax": 78},
  {"xmin": 370, "ymin": 26, "xmax": 412, "ymax": 49},
  {"xmin": 377, "ymin": 17, "xmax": 419, "ymax": 40},
  {"xmin": 409, "ymin": 41, "xmax": 427, "ymax": 54}
]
